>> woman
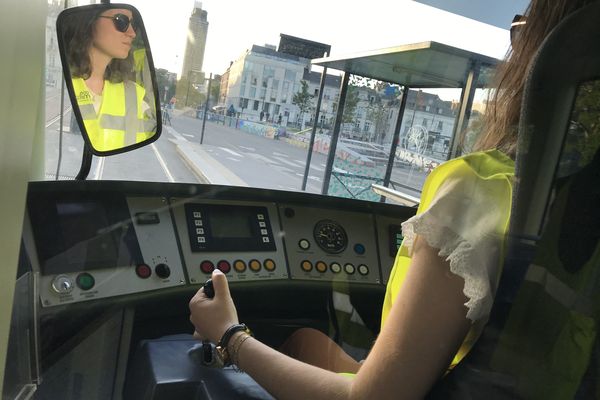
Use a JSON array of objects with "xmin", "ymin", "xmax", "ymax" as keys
[
  {"xmin": 64, "ymin": 6, "xmax": 155, "ymax": 152},
  {"xmin": 189, "ymin": 0, "xmax": 596, "ymax": 398}
]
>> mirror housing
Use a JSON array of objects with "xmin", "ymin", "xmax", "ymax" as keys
[{"xmin": 57, "ymin": 4, "xmax": 161, "ymax": 156}]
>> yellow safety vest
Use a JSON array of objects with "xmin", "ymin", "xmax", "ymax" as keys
[
  {"xmin": 381, "ymin": 149, "xmax": 514, "ymax": 370},
  {"xmin": 72, "ymin": 77, "xmax": 156, "ymax": 152}
]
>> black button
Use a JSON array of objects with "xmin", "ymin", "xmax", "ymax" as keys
[{"xmin": 155, "ymin": 263, "xmax": 171, "ymax": 279}]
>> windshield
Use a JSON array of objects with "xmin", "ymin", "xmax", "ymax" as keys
[{"xmin": 44, "ymin": 0, "xmax": 510, "ymax": 201}]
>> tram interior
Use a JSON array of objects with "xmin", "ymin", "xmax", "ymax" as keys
[{"xmin": 3, "ymin": 1, "xmax": 600, "ymax": 399}]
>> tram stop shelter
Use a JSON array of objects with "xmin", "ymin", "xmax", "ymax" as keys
[{"xmin": 302, "ymin": 41, "xmax": 499, "ymax": 205}]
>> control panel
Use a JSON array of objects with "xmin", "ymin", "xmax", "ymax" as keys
[
  {"xmin": 171, "ymin": 198, "xmax": 288, "ymax": 284},
  {"xmin": 26, "ymin": 182, "xmax": 415, "ymax": 307},
  {"xmin": 35, "ymin": 196, "xmax": 186, "ymax": 307},
  {"xmin": 279, "ymin": 205, "xmax": 381, "ymax": 284}
]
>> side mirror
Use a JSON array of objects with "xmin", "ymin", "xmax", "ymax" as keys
[{"xmin": 57, "ymin": 4, "xmax": 161, "ymax": 156}]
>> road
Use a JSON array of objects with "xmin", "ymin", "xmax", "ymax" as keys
[{"xmin": 43, "ymin": 89, "xmax": 426, "ymax": 199}]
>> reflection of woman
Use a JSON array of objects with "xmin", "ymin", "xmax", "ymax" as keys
[
  {"xmin": 65, "ymin": 7, "xmax": 155, "ymax": 152},
  {"xmin": 189, "ymin": 0, "xmax": 597, "ymax": 399}
]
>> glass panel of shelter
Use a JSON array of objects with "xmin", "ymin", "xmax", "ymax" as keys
[{"xmin": 318, "ymin": 68, "xmax": 492, "ymax": 203}]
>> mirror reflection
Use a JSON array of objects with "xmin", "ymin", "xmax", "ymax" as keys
[{"xmin": 58, "ymin": 5, "xmax": 159, "ymax": 154}]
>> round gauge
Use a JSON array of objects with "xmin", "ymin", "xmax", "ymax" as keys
[{"xmin": 313, "ymin": 220, "xmax": 348, "ymax": 254}]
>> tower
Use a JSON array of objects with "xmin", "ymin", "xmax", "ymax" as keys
[{"xmin": 181, "ymin": 1, "xmax": 209, "ymax": 83}]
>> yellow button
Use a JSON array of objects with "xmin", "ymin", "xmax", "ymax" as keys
[
  {"xmin": 315, "ymin": 261, "xmax": 327, "ymax": 273},
  {"xmin": 301, "ymin": 260, "xmax": 313, "ymax": 272},
  {"xmin": 249, "ymin": 259, "xmax": 261, "ymax": 272},
  {"xmin": 264, "ymin": 259, "xmax": 276, "ymax": 271},
  {"xmin": 234, "ymin": 260, "xmax": 246, "ymax": 272}
]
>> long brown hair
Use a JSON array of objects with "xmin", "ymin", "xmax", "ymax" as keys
[
  {"xmin": 475, "ymin": 0, "xmax": 598, "ymax": 158},
  {"xmin": 63, "ymin": 7, "xmax": 133, "ymax": 83}
]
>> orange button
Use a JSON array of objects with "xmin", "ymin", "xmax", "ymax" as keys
[
  {"xmin": 301, "ymin": 260, "xmax": 313, "ymax": 272},
  {"xmin": 264, "ymin": 259, "xmax": 276, "ymax": 271},
  {"xmin": 233, "ymin": 260, "xmax": 246, "ymax": 272},
  {"xmin": 315, "ymin": 261, "xmax": 327, "ymax": 273},
  {"xmin": 249, "ymin": 259, "xmax": 261, "ymax": 272}
]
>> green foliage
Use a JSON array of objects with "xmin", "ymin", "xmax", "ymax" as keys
[
  {"xmin": 155, "ymin": 68, "xmax": 176, "ymax": 104},
  {"xmin": 366, "ymin": 99, "xmax": 388, "ymax": 143},
  {"xmin": 571, "ymin": 81, "xmax": 600, "ymax": 165},
  {"xmin": 175, "ymin": 76, "xmax": 205, "ymax": 108},
  {"xmin": 292, "ymin": 80, "xmax": 312, "ymax": 113},
  {"xmin": 342, "ymin": 85, "xmax": 359, "ymax": 124}
]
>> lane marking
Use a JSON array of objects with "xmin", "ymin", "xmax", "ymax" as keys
[
  {"xmin": 219, "ymin": 147, "xmax": 243, "ymax": 157},
  {"xmin": 45, "ymin": 107, "xmax": 72, "ymax": 128},
  {"xmin": 273, "ymin": 156, "xmax": 304, "ymax": 168},
  {"xmin": 182, "ymin": 133, "xmax": 194, "ymax": 138},
  {"xmin": 93, "ymin": 156, "xmax": 105, "ymax": 180},
  {"xmin": 151, "ymin": 143, "xmax": 175, "ymax": 183},
  {"xmin": 273, "ymin": 152, "xmax": 289, "ymax": 157},
  {"xmin": 246, "ymin": 153, "xmax": 279, "ymax": 165},
  {"xmin": 239, "ymin": 146, "xmax": 255, "ymax": 151}
]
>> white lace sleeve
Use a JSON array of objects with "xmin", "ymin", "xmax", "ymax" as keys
[{"xmin": 401, "ymin": 175, "xmax": 508, "ymax": 322}]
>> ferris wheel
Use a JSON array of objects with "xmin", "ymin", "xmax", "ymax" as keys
[{"xmin": 404, "ymin": 125, "xmax": 429, "ymax": 154}]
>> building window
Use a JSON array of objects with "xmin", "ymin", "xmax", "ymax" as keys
[
  {"xmin": 284, "ymin": 69, "xmax": 296, "ymax": 81},
  {"xmin": 422, "ymin": 118, "xmax": 428, "ymax": 126},
  {"xmin": 262, "ymin": 78, "xmax": 268, "ymax": 88},
  {"xmin": 274, "ymin": 105, "xmax": 280, "ymax": 115},
  {"xmin": 240, "ymin": 84, "xmax": 246, "ymax": 97},
  {"xmin": 264, "ymin": 66, "xmax": 275, "ymax": 78},
  {"xmin": 259, "ymin": 88, "xmax": 266, "ymax": 99},
  {"xmin": 253, "ymin": 100, "xmax": 259, "ymax": 110},
  {"xmin": 437, "ymin": 121, "xmax": 443, "ymax": 131},
  {"xmin": 314, "ymin": 88, "xmax": 319, "ymax": 97},
  {"xmin": 272, "ymin": 79, "xmax": 279, "ymax": 90},
  {"xmin": 249, "ymin": 87, "xmax": 256, "ymax": 98}
]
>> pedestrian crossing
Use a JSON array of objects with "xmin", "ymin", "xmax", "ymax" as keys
[{"xmin": 168, "ymin": 127, "xmax": 325, "ymax": 188}]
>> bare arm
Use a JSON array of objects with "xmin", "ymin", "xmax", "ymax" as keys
[{"xmin": 189, "ymin": 235, "xmax": 471, "ymax": 400}]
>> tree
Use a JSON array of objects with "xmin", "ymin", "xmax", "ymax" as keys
[
  {"xmin": 155, "ymin": 68, "xmax": 176, "ymax": 104},
  {"xmin": 366, "ymin": 97, "xmax": 388, "ymax": 144},
  {"xmin": 342, "ymin": 85, "xmax": 359, "ymax": 124},
  {"xmin": 292, "ymin": 80, "xmax": 312, "ymax": 129},
  {"xmin": 175, "ymin": 76, "xmax": 205, "ymax": 108}
]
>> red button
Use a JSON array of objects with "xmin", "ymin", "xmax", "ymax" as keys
[
  {"xmin": 136, "ymin": 264, "xmax": 152, "ymax": 279},
  {"xmin": 217, "ymin": 260, "xmax": 231, "ymax": 274},
  {"xmin": 200, "ymin": 261, "xmax": 215, "ymax": 274}
]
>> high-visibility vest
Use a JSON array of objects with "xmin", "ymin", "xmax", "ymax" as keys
[
  {"xmin": 72, "ymin": 77, "xmax": 156, "ymax": 152},
  {"xmin": 381, "ymin": 149, "xmax": 514, "ymax": 371}
]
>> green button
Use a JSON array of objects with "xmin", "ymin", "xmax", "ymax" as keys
[{"xmin": 76, "ymin": 273, "xmax": 95, "ymax": 291}]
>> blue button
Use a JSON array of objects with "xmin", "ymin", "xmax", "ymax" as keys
[{"xmin": 353, "ymin": 243, "xmax": 365, "ymax": 255}]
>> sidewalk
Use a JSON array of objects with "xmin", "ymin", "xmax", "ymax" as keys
[{"xmin": 165, "ymin": 126, "xmax": 247, "ymax": 187}]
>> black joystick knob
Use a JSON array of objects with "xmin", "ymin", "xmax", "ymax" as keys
[{"xmin": 203, "ymin": 278, "xmax": 215, "ymax": 298}]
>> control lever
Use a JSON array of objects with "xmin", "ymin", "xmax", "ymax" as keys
[{"xmin": 188, "ymin": 278, "xmax": 223, "ymax": 367}]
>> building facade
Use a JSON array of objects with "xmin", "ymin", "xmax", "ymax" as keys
[{"xmin": 218, "ymin": 40, "xmax": 460, "ymax": 159}]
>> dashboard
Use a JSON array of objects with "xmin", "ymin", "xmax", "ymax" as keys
[{"xmin": 23, "ymin": 180, "xmax": 416, "ymax": 308}]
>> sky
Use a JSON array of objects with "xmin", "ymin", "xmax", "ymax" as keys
[{"xmin": 125, "ymin": 0, "xmax": 512, "ymax": 79}]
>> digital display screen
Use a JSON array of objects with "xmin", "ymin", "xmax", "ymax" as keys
[
  {"xmin": 28, "ymin": 193, "xmax": 142, "ymax": 275},
  {"xmin": 185, "ymin": 203, "xmax": 276, "ymax": 252},
  {"xmin": 209, "ymin": 209, "xmax": 253, "ymax": 238}
]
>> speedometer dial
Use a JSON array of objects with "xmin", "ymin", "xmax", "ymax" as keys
[{"xmin": 313, "ymin": 220, "xmax": 348, "ymax": 254}]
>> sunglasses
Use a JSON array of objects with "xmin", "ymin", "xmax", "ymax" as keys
[
  {"xmin": 510, "ymin": 14, "xmax": 527, "ymax": 47},
  {"xmin": 98, "ymin": 13, "xmax": 134, "ymax": 33}
]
